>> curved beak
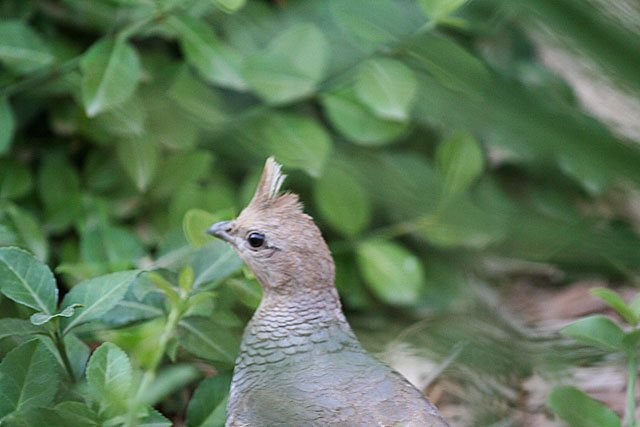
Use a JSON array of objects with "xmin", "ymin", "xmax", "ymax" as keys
[{"xmin": 206, "ymin": 220, "xmax": 233, "ymax": 242}]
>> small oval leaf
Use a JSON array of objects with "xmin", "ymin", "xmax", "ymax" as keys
[
  {"xmin": 435, "ymin": 131, "xmax": 484, "ymax": 199},
  {"xmin": 355, "ymin": 58, "xmax": 417, "ymax": 121},
  {"xmin": 419, "ymin": 0, "xmax": 468, "ymax": 20},
  {"xmin": 0, "ymin": 20, "xmax": 54, "ymax": 73},
  {"xmin": 243, "ymin": 24, "xmax": 327, "ymax": 105},
  {"xmin": 356, "ymin": 239, "xmax": 424, "ymax": 305},
  {"xmin": 0, "ymin": 159, "xmax": 32, "ymax": 199},
  {"xmin": 590, "ymin": 287, "xmax": 637, "ymax": 326},
  {"xmin": 0, "ymin": 97, "xmax": 16, "ymax": 154},
  {"xmin": 548, "ymin": 386, "xmax": 621, "ymax": 427},
  {"xmin": 60, "ymin": 270, "xmax": 141, "ymax": 334},
  {"xmin": 183, "ymin": 209, "xmax": 231, "ymax": 248},
  {"xmin": 116, "ymin": 136, "xmax": 159, "ymax": 192},
  {"xmin": 0, "ymin": 340, "xmax": 59, "ymax": 419},
  {"xmin": 178, "ymin": 317, "xmax": 240, "ymax": 363},
  {"xmin": 0, "ymin": 318, "xmax": 43, "ymax": 341},
  {"xmin": 86, "ymin": 342, "xmax": 132, "ymax": 418},
  {"xmin": 190, "ymin": 240, "xmax": 242, "ymax": 288},
  {"xmin": 0, "ymin": 247, "xmax": 57, "ymax": 315},
  {"xmin": 186, "ymin": 374, "xmax": 231, "ymax": 427},
  {"xmin": 80, "ymin": 37, "xmax": 141, "ymax": 117},
  {"xmin": 313, "ymin": 161, "xmax": 371, "ymax": 236},
  {"xmin": 321, "ymin": 87, "xmax": 407, "ymax": 146},
  {"xmin": 560, "ymin": 314, "xmax": 625, "ymax": 351},
  {"xmin": 168, "ymin": 15, "xmax": 246, "ymax": 90}
]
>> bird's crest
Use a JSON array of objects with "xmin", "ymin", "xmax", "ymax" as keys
[{"xmin": 247, "ymin": 157, "xmax": 302, "ymax": 213}]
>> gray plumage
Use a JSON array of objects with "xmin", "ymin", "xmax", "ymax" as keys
[{"xmin": 208, "ymin": 158, "xmax": 448, "ymax": 427}]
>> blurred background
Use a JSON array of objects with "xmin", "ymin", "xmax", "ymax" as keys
[{"xmin": 1, "ymin": 0, "xmax": 640, "ymax": 425}]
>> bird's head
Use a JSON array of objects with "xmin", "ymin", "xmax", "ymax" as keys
[{"xmin": 207, "ymin": 157, "xmax": 334, "ymax": 291}]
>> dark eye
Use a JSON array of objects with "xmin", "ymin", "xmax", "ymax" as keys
[{"xmin": 247, "ymin": 232, "xmax": 265, "ymax": 248}]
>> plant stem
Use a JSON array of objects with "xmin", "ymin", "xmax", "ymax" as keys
[
  {"xmin": 127, "ymin": 303, "xmax": 183, "ymax": 426},
  {"xmin": 627, "ymin": 345, "xmax": 638, "ymax": 427},
  {"xmin": 54, "ymin": 330, "xmax": 77, "ymax": 384}
]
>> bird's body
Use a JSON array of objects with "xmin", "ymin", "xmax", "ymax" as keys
[{"xmin": 208, "ymin": 158, "xmax": 448, "ymax": 427}]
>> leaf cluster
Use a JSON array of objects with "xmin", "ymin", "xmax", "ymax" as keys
[{"xmin": 1, "ymin": 0, "xmax": 640, "ymax": 424}]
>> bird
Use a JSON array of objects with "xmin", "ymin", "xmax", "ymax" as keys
[{"xmin": 207, "ymin": 157, "xmax": 448, "ymax": 427}]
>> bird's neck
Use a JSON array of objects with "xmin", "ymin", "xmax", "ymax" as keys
[
  {"xmin": 256, "ymin": 279, "xmax": 345, "ymax": 326},
  {"xmin": 241, "ymin": 278, "xmax": 362, "ymax": 355}
]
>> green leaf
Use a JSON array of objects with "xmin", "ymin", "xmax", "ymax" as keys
[
  {"xmin": 0, "ymin": 20, "xmax": 54, "ymax": 73},
  {"xmin": 0, "ymin": 340, "xmax": 59, "ymax": 419},
  {"xmin": 38, "ymin": 333, "xmax": 90, "ymax": 381},
  {"xmin": 79, "ymin": 223, "xmax": 144, "ymax": 267},
  {"xmin": 183, "ymin": 209, "xmax": 231, "ymax": 248},
  {"xmin": 5, "ymin": 204, "xmax": 48, "ymax": 262},
  {"xmin": 138, "ymin": 408, "xmax": 172, "ymax": 427},
  {"xmin": 354, "ymin": 58, "xmax": 417, "ymax": 121},
  {"xmin": 623, "ymin": 330, "xmax": 640, "ymax": 352},
  {"xmin": 259, "ymin": 112, "xmax": 332, "ymax": 177},
  {"xmin": 321, "ymin": 87, "xmax": 407, "ymax": 145},
  {"xmin": 85, "ymin": 95, "xmax": 147, "ymax": 138},
  {"xmin": 60, "ymin": 270, "xmax": 141, "ymax": 334},
  {"xmin": 548, "ymin": 386, "xmax": 621, "ymax": 427},
  {"xmin": 417, "ymin": 198, "xmax": 504, "ymax": 249},
  {"xmin": 226, "ymin": 278, "xmax": 262, "ymax": 309},
  {"xmin": 179, "ymin": 266, "xmax": 195, "ymax": 291},
  {"xmin": 405, "ymin": 33, "xmax": 490, "ymax": 96},
  {"xmin": 0, "ymin": 159, "xmax": 32, "ymax": 200},
  {"xmin": 419, "ymin": 0, "xmax": 468, "ymax": 20},
  {"xmin": 37, "ymin": 154, "xmax": 82, "ymax": 232},
  {"xmin": 0, "ymin": 97, "xmax": 15, "ymax": 154},
  {"xmin": 214, "ymin": 0, "xmax": 246, "ymax": 13},
  {"xmin": 236, "ymin": 112, "xmax": 332, "ymax": 177},
  {"xmin": 86, "ymin": 342, "xmax": 132, "ymax": 418},
  {"xmin": 80, "ymin": 37, "xmax": 141, "ymax": 117},
  {"xmin": 590, "ymin": 288, "xmax": 637, "ymax": 326},
  {"xmin": 435, "ymin": 131, "xmax": 484, "ymax": 199},
  {"xmin": 178, "ymin": 317, "xmax": 240, "ymax": 363},
  {"xmin": 313, "ymin": 161, "xmax": 371, "ymax": 236},
  {"xmin": 243, "ymin": 24, "xmax": 327, "ymax": 105},
  {"xmin": 330, "ymin": 0, "xmax": 412, "ymax": 44},
  {"xmin": 561, "ymin": 315, "xmax": 625, "ymax": 351},
  {"xmin": 30, "ymin": 304, "xmax": 82, "ymax": 326},
  {"xmin": 65, "ymin": 333, "xmax": 91, "ymax": 380},
  {"xmin": 153, "ymin": 150, "xmax": 214, "ymax": 198},
  {"xmin": 168, "ymin": 15, "xmax": 246, "ymax": 90},
  {"xmin": 144, "ymin": 364, "xmax": 200, "ymax": 406},
  {"xmin": 54, "ymin": 402, "xmax": 100, "ymax": 427},
  {"xmin": 167, "ymin": 68, "xmax": 229, "ymax": 130},
  {"xmin": 116, "ymin": 136, "xmax": 159, "ymax": 192},
  {"xmin": 630, "ymin": 294, "xmax": 640, "ymax": 321},
  {"xmin": 190, "ymin": 240, "xmax": 242, "ymax": 288},
  {"xmin": 1, "ymin": 407, "xmax": 62, "ymax": 427},
  {"xmin": 0, "ymin": 247, "xmax": 57, "ymax": 315},
  {"xmin": 186, "ymin": 374, "xmax": 232, "ymax": 427},
  {"xmin": 356, "ymin": 239, "xmax": 424, "ymax": 305},
  {"xmin": 0, "ymin": 318, "xmax": 43, "ymax": 340}
]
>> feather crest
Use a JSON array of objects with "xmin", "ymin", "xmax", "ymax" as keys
[
  {"xmin": 246, "ymin": 157, "xmax": 304, "ymax": 214},
  {"xmin": 248, "ymin": 157, "xmax": 286, "ymax": 204}
]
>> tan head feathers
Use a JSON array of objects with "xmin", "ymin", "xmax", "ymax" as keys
[
  {"xmin": 253, "ymin": 157, "xmax": 286, "ymax": 203},
  {"xmin": 247, "ymin": 157, "xmax": 302, "ymax": 213}
]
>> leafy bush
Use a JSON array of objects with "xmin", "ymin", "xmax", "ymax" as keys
[
  {"xmin": 549, "ymin": 288, "xmax": 640, "ymax": 427},
  {"xmin": 1, "ymin": 0, "xmax": 640, "ymax": 424}
]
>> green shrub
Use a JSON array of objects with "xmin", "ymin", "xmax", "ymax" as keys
[{"xmin": 1, "ymin": 0, "xmax": 639, "ymax": 424}]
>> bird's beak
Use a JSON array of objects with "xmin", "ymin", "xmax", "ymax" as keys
[{"xmin": 206, "ymin": 220, "xmax": 233, "ymax": 243}]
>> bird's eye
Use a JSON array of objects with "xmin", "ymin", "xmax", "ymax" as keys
[{"xmin": 247, "ymin": 232, "xmax": 265, "ymax": 248}]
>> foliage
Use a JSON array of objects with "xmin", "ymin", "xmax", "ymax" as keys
[
  {"xmin": 1, "ymin": 0, "xmax": 640, "ymax": 424},
  {"xmin": 549, "ymin": 288, "xmax": 640, "ymax": 427}
]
